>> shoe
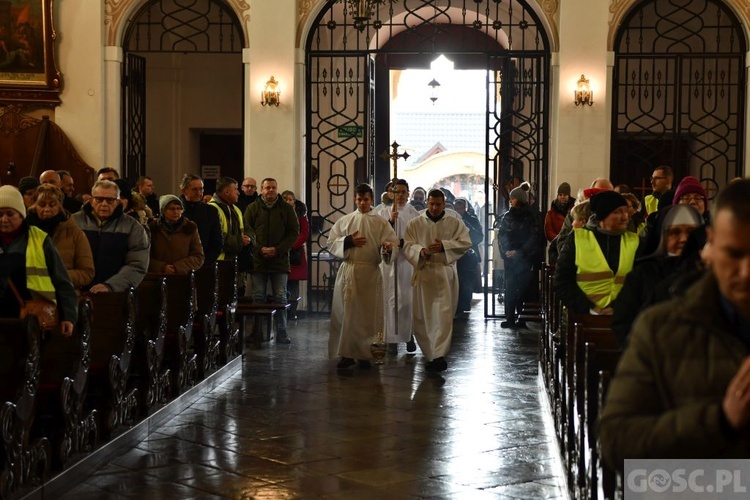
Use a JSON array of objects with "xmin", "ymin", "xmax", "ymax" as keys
[
  {"xmin": 515, "ymin": 321, "xmax": 527, "ymax": 329},
  {"xmin": 425, "ymin": 357, "xmax": 448, "ymax": 372},
  {"xmin": 276, "ymin": 332, "xmax": 291, "ymax": 345},
  {"xmin": 337, "ymin": 357, "xmax": 355, "ymax": 369},
  {"xmin": 406, "ymin": 337, "xmax": 417, "ymax": 353},
  {"xmin": 500, "ymin": 320, "xmax": 516, "ymax": 328},
  {"xmin": 357, "ymin": 360, "xmax": 372, "ymax": 369},
  {"xmin": 387, "ymin": 343, "xmax": 398, "ymax": 355}
]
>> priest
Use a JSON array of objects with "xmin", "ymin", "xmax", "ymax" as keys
[
  {"xmin": 403, "ymin": 189, "xmax": 471, "ymax": 372},
  {"xmin": 327, "ymin": 183, "xmax": 400, "ymax": 369}
]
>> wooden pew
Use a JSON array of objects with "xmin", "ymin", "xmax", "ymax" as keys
[
  {"xmin": 159, "ymin": 272, "xmax": 198, "ymax": 396},
  {"xmin": 33, "ymin": 299, "xmax": 98, "ymax": 470},
  {"xmin": 85, "ymin": 289, "xmax": 140, "ymax": 439},
  {"xmin": 571, "ymin": 324, "xmax": 619, "ymax": 499},
  {"xmin": 0, "ymin": 316, "xmax": 50, "ymax": 498},
  {"xmin": 596, "ymin": 371, "xmax": 620, "ymax": 500},
  {"xmin": 555, "ymin": 310, "xmax": 612, "ymax": 489},
  {"xmin": 583, "ymin": 344, "xmax": 620, "ymax": 500},
  {"xmin": 194, "ymin": 264, "xmax": 221, "ymax": 379},
  {"xmin": 216, "ymin": 259, "xmax": 240, "ymax": 364},
  {"xmin": 235, "ymin": 297, "xmax": 290, "ymax": 348},
  {"xmin": 133, "ymin": 276, "xmax": 171, "ymax": 415}
]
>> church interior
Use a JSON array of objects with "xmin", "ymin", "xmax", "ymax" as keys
[{"xmin": 1, "ymin": 0, "xmax": 749, "ymax": 498}]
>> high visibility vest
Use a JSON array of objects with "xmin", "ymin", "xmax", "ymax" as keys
[
  {"xmin": 644, "ymin": 194, "xmax": 658, "ymax": 216},
  {"xmin": 208, "ymin": 201, "xmax": 244, "ymax": 261},
  {"xmin": 26, "ymin": 226, "xmax": 57, "ymax": 303},
  {"xmin": 574, "ymin": 228, "xmax": 638, "ymax": 309}
]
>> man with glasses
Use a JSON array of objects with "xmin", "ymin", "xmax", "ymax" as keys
[
  {"xmin": 237, "ymin": 177, "xmax": 258, "ymax": 212},
  {"xmin": 375, "ymin": 179, "xmax": 420, "ymax": 353},
  {"xmin": 180, "ymin": 174, "xmax": 223, "ymax": 267},
  {"xmin": 644, "ymin": 165, "xmax": 674, "ymax": 216},
  {"xmin": 72, "ymin": 180, "xmax": 150, "ymax": 293}
]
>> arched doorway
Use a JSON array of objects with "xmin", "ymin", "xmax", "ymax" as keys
[
  {"xmin": 305, "ymin": 0, "xmax": 551, "ymax": 317},
  {"xmin": 610, "ymin": 0, "xmax": 746, "ymax": 200},
  {"xmin": 121, "ymin": 0, "xmax": 245, "ymax": 193}
]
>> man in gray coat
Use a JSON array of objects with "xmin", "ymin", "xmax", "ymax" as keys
[{"xmin": 73, "ymin": 180, "xmax": 150, "ymax": 293}]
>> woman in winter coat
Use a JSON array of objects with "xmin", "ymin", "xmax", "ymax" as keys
[
  {"xmin": 282, "ymin": 190, "xmax": 309, "ymax": 319},
  {"xmin": 27, "ymin": 184, "xmax": 95, "ymax": 291},
  {"xmin": 544, "ymin": 182, "xmax": 574, "ymax": 242},
  {"xmin": 148, "ymin": 195, "xmax": 204, "ymax": 273}
]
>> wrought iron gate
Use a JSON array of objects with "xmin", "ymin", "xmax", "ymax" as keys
[
  {"xmin": 611, "ymin": 0, "xmax": 746, "ymax": 199},
  {"xmin": 122, "ymin": 53, "xmax": 146, "ymax": 184},
  {"xmin": 306, "ymin": 0, "xmax": 550, "ymax": 316}
]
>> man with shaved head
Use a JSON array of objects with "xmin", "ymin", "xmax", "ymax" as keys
[{"xmin": 39, "ymin": 170, "xmax": 62, "ymax": 187}]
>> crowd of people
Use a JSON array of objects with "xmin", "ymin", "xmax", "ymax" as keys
[{"xmin": 4, "ymin": 165, "xmax": 749, "ymax": 464}]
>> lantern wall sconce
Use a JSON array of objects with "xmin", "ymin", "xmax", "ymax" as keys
[
  {"xmin": 574, "ymin": 74, "xmax": 593, "ymax": 106},
  {"xmin": 261, "ymin": 76, "xmax": 281, "ymax": 107}
]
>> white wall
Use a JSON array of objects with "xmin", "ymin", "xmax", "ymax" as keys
[
  {"xmin": 553, "ymin": 0, "xmax": 612, "ymax": 198},
  {"xmin": 54, "ymin": 1, "xmax": 105, "ymax": 172},
  {"xmin": 246, "ymin": 0, "xmax": 298, "ymax": 193}
]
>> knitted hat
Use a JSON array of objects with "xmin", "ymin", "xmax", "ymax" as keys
[
  {"xmin": 509, "ymin": 182, "xmax": 531, "ymax": 204},
  {"xmin": 159, "ymin": 194, "xmax": 183, "ymax": 213},
  {"xmin": 18, "ymin": 176, "xmax": 40, "ymax": 194},
  {"xmin": 590, "ymin": 190, "xmax": 627, "ymax": 221},
  {"xmin": 0, "ymin": 185, "xmax": 27, "ymax": 218},
  {"xmin": 673, "ymin": 176, "xmax": 707, "ymax": 205},
  {"xmin": 557, "ymin": 182, "xmax": 571, "ymax": 197}
]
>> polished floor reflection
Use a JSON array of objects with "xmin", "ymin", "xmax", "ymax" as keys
[{"xmin": 63, "ymin": 300, "xmax": 565, "ymax": 499}]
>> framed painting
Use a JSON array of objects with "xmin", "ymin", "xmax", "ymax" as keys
[{"xmin": 0, "ymin": 0, "xmax": 62, "ymax": 107}]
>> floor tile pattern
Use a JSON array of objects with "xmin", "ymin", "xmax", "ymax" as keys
[{"xmin": 62, "ymin": 302, "xmax": 565, "ymax": 499}]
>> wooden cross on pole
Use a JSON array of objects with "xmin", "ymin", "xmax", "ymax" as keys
[{"xmin": 380, "ymin": 141, "xmax": 410, "ymax": 183}]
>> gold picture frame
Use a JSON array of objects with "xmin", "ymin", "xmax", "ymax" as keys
[{"xmin": 0, "ymin": 0, "xmax": 62, "ymax": 107}]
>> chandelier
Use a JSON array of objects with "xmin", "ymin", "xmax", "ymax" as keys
[{"xmin": 339, "ymin": 0, "xmax": 387, "ymax": 30}]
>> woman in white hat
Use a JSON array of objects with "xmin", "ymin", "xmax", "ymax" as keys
[
  {"xmin": 147, "ymin": 195, "xmax": 204, "ymax": 273},
  {"xmin": 0, "ymin": 185, "xmax": 78, "ymax": 336}
]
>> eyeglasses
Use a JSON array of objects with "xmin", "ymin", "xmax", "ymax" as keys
[
  {"xmin": 650, "ymin": 176, "xmax": 667, "ymax": 181},
  {"xmin": 92, "ymin": 196, "xmax": 118, "ymax": 205},
  {"xmin": 164, "ymin": 205, "xmax": 183, "ymax": 212},
  {"xmin": 679, "ymin": 195, "xmax": 704, "ymax": 204}
]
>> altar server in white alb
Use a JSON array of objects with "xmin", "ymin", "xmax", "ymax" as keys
[
  {"xmin": 404, "ymin": 189, "xmax": 471, "ymax": 372},
  {"xmin": 327, "ymin": 183, "xmax": 400, "ymax": 370},
  {"xmin": 374, "ymin": 178, "xmax": 420, "ymax": 353}
]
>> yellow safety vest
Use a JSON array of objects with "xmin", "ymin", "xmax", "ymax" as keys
[
  {"xmin": 208, "ymin": 201, "xmax": 244, "ymax": 261},
  {"xmin": 574, "ymin": 228, "xmax": 638, "ymax": 309},
  {"xmin": 644, "ymin": 194, "xmax": 658, "ymax": 216},
  {"xmin": 26, "ymin": 226, "xmax": 57, "ymax": 303}
]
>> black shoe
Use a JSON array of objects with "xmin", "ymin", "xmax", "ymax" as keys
[
  {"xmin": 357, "ymin": 360, "xmax": 372, "ymax": 369},
  {"xmin": 425, "ymin": 357, "xmax": 448, "ymax": 372},
  {"xmin": 515, "ymin": 321, "xmax": 527, "ymax": 329},
  {"xmin": 337, "ymin": 357, "xmax": 355, "ymax": 369},
  {"xmin": 406, "ymin": 337, "xmax": 417, "ymax": 353},
  {"xmin": 500, "ymin": 320, "xmax": 516, "ymax": 328}
]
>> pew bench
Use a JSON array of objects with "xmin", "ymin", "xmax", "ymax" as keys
[
  {"xmin": 33, "ymin": 299, "xmax": 97, "ymax": 470},
  {"xmin": 0, "ymin": 316, "xmax": 49, "ymax": 498},
  {"xmin": 236, "ymin": 297, "xmax": 291, "ymax": 347}
]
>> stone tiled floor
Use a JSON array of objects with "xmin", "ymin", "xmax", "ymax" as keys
[{"xmin": 62, "ymin": 300, "xmax": 566, "ymax": 499}]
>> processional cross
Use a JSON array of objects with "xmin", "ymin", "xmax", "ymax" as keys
[{"xmin": 378, "ymin": 141, "xmax": 410, "ymax": 345}]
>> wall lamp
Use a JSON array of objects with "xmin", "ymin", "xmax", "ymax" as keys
[
  {"xmin": 261, "ymin": 76, "xmax": 281, "ymax": 107},
  {"xmin": 574, "ymin": 74, "xmax": 593, "ymax": 106}
]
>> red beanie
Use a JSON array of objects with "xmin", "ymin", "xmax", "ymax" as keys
[{"xmin": 673, "ymin": 176, "xmax": 707, "ymax": 205}]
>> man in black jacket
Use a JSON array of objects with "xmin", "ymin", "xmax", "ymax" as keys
[{"xmin": 179, "ymin": 174, "xmax": 223, "ymax": 267}]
